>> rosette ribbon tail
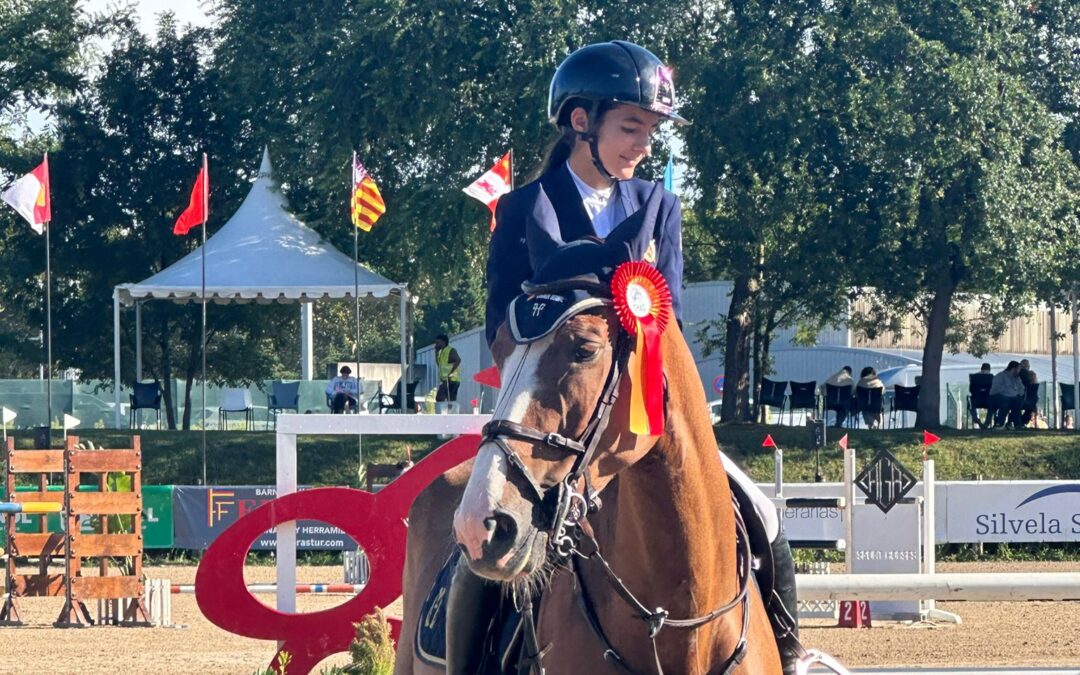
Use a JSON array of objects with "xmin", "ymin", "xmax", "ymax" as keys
[{"xmin": 641, "ymin": 315, "xmax": 665, "ymax": 435}]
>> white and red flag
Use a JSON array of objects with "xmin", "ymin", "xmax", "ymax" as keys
[
  {"xmin": 1, "ymin": 154, "xmax": 51, "ymax": 234},
  {"xmin": 463, "ymin": 150, "xmax": 512, "ymax": 231}
]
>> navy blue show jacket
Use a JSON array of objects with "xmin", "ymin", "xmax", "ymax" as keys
[{"xmin": 485, "ymin": 162, "xmax": 684, "ymax": 347}]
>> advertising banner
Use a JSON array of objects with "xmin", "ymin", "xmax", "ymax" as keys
[
  {"xmin": 943, "ymin": 481, "xmax": 1080, "ymax": 543},
  {"xmin": 172, "ymin": 486, "xmax": 357, "ymax": 551},
  {"xmin": 779, "ymin": 502, "xmax": 845, "ymax": 542},
  {"xmin": 142, "ymin": 485, "xmax": 174, "ymax": 548},
  {"xmin": 0, "ymin": 485, "xmax": 174, "ymax": 547}
]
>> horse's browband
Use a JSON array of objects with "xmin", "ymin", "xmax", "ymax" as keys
[{"xmin": 521, "ymin": 277, "xmax": 611, "ymax": 298}]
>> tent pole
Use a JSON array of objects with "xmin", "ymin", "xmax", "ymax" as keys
[
  {"xmin": 1072, "ymin": 285, "xmax": 1079, "ymax": 431},
  {"xmin": 135, "ymin": 301, "xmax": 143, "ymax": 428},
  {"xmin": 135, "ymin": 302, "xmax": 143, "ymax": 382},
  {"xmin": 301, "ymin": 304, "xmax": 313, "ymax": 380},
  {"xmin": 113, "ymin": 291, "xmax": 122, "ymax": 429},
  {"xmin": 400, "ymin": 288, "xmax": 408, "ymax": 414}
]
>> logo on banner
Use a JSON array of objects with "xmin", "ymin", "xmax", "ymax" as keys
[{"xmin": 855, "ymin": 450, "xmax": 917, "ymax": 513}]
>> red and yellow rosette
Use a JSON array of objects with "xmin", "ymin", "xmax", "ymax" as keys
[{"xmin": 611, "ymin": 262, "xmax": 672, "ymax": 436}]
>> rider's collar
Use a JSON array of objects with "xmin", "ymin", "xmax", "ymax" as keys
[{"xmin": 509, "ymin": 287, "xmax": 611, "ymax": 344}]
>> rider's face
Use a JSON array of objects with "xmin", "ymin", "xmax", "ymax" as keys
[{"xmin": 588, "ymin": 105, "xmax": 662, "ymax": 180}]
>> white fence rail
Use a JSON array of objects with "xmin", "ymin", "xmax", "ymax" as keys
[{"xmin": 796, "ymin": 572, "xmax": 1080, "ymax": 602}]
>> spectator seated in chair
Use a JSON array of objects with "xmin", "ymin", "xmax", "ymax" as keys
[
  {"xmin": 989, "ymin": 361, "xmax": 1025, "ymax": 429},
  {"xmin": 326, "ymin": 365, "xmax": 361, "ymax": 414},
  {"xmin": 855, "ymin": 366, "xmax": 885, "ymax": 429},
  {"xmin": 1018, "ymin": 359, "xmax": 1039, "ymax": 427},
  {"xmin": 823, "ymin": 366, "xmax": 855, "ymax": 428}
]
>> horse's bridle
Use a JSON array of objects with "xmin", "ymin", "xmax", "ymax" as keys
[
  {"xmin": 479, "ymin": 280, "xmax": 754, "ymax": 675},
  {"xmin": 481, "ymin": 281, "xmax": 629, "ymax": 558}
]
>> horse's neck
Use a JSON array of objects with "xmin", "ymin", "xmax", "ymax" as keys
[
  {"xmin": 584, "ymin": 326, "xmax": 745, "ymax": 665},
  {"xmin": 610, "ymin": 423, "xmax": 736, "ymax": 604},
  {"xmin": 589, "ymin": 405, "xmax": 741, "ymax": 665}
]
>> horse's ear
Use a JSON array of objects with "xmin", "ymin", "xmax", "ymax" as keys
[
  {"xmin": 604, "ymin": 182, "xmax": 665, "ymax": 264},
  {"xmin": 525, "ymin": 186, "xmax": 566, "ymax": 271}
]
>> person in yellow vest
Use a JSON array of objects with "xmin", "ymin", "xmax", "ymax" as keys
[{"xmin": 434, "ymin": 334, "xmax": 461, "ymax": 414}]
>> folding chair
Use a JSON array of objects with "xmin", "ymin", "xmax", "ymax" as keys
[
  {"xmin": 757, "ymin": 378, "xmax": 788, "ymax": 423},
  {"xmin": 1059, "ymin": 382, "xmax": 1077, "ymax": 429},
  {"xmin": 854, "ymin": 386, "xmax": 884, "ymax": 429},
  {"xmin": 967, "ymin": 373, "xmax": 993, "ymax": 429},
  {"xmin": 788, "ymin": 381, "xmax": 818, "ymax": 425},
  {"xmin": 823, "ymin": 384, "xmax": 853, "ymax": 428},
  {"xmin": 889, "ymin": 384, "xmax": 920, "ymax": 429}
]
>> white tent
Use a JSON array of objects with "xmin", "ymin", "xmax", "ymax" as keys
[{"xmin": 111, "ymin": 149, "xmax": 409, "ymax": 426}]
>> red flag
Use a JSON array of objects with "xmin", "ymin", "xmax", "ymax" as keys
[
  {"xmin": 762, "ymin": 434, "xmax": 776, "ymax": 448},
  {"xmin": 463, "ymin": 151, "xmax": 512, "ymax": 231},
  {"xmin": 174, "ymin": 165, "xmax": 208, "ymax": 235},
  {"xmin": 838, "ymin": 433, "xmax": 849, "ymax": 450},
  {"xmin": 923, "ymin": 430, "xmax": 941, "ymax": 446},
  {"xmin": 473, "ymin": 366, "xmax": 501, "ymax": 389}
]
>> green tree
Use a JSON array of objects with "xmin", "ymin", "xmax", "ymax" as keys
[
  {"xmin": 210, "ymin": 0, "xmax": 697, "ymax": 344},
  {"xmin": 47, "ymin": 17, "xmax": 289, "ymax": 428},
  {"xmin": 0, "ymin": 0, "xmax": 126, "ymax": 376},
  {"xmin": 817, "ymin": 0, "xmax": 1080, "ymax": 426},
  {"xmin": 682, "ymin": 0, "xmax": 852, "ymax": 422}
]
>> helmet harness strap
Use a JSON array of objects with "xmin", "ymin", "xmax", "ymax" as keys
[{"xmin": 577, "ymin": 100, "xmax": 619, "ymax": 186}]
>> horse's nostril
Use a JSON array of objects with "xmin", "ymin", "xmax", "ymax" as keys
[{"xmin": 485, "ymin": 511, "xmax": 518, "ymax": 558}]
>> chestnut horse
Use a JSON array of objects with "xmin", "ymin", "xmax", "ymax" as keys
[{"xmin": 395, "ymin": 277, "xmax": 781, "ymax": 674}]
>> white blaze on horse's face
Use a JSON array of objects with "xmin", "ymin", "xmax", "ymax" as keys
[{"xmin": 454, "ymin": 335, "xmax": 546, "ymax": 564}]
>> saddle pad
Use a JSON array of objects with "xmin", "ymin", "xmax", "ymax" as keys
[
  {"xmin": 415, "ymin": 551, "xmax": 458, "ymax": 667},
  {"xmin": 415, "ymin": 549, "xmax": 528, "ymax": 674}
]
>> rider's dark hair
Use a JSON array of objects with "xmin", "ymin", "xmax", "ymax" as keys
[
  {"xmin": 529, "ymin": 100, "xmax": 617, "ymax": 181},
  {"xmin": 435, "ymin": 334, "xmax": 449, "ymax": 344}
]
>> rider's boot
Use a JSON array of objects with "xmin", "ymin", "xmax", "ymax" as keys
[
  {"xmin": 446, "ymin": 556, "xmax": 502, "ymax": 674},
  {"xmin": 771, "ymin": 535, "xmax": 800, "ymax": 675}
]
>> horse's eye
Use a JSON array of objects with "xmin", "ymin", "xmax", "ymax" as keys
[{"xmin": 574, "ymin": 344, "xmax": 600, "ymax": 363}]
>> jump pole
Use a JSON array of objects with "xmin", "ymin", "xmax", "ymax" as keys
[{"xmin": 0, "ymin": 502, "xmax": 62, "ymax": 514}]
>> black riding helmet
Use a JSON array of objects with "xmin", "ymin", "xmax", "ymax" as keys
[
  {"xmin": 547, "ymin": 41, "xmax": 690, "ymax": 183},
  {"xmin": 548, "ymin": 40, "xmax": 690, "ymax": 127}
]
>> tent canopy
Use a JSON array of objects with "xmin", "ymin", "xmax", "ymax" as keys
[{"xmin": 115, "ymin": 148, "xmax": 402, "ymax": 306}]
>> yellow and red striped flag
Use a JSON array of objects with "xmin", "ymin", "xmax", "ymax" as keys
[{"xmin": 351, "ymin": 155, "xmax": 385, "ymax": 231}]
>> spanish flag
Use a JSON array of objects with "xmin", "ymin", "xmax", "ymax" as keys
[{"xmin": 351, "ymin": 154, "xmax": 385, "ymax": 231}]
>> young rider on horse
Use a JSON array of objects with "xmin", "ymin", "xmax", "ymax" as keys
[{"xmin": 479, "ymin": 41, "xmax": 802, "ymax": 674}]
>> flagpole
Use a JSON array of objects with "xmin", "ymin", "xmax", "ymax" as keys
[
  {"xmin": 509, "ymin": 148, "xmax": 515, "ymax": 191},
  {"xmin": 45, "ymin": 217, "xmax": 52, "ymax": 445},
  {"xmin": 43, "ymin": 152, "xmax": 52, "ymax": 446},
  {"xmin": 201, "ymin": 152, "xmax": 208, "ymax": 485},
  {"xmin": 353, "ymin": 152, "xmax": 361, "ymax": 397}
]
